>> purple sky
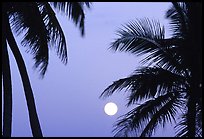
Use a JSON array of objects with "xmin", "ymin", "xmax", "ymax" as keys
[{"xmin": 3, "ymin": 2, "xmax": 176, "ymax": 137}]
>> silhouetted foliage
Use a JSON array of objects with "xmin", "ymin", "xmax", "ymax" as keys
[
  {"xmin": 2, "ymin": 2, "xmax": 91, "ymax": 137},
  {"xmin": 100, "ymin": 2, "xmax": 202, "ymax": 137}
]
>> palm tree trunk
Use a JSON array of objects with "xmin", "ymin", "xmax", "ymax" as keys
[
  {"xmin": 2, "ymin": 26, "xmax": 12, "ymax": 137},
  {"xmin": 187, "ymin": 92, "xmax": 196, "ymax": 137},
  {"xmin": 4, "ymin": 14, "xmax": 43, "ymax": 137},
  {"xmin": 185, "ymin": 3, "xmax": 202, "ymax": 137}
]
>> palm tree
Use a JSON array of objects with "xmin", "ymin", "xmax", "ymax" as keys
[
  {"xmin": 2, "ymin": 2, "xmax": 91, "ymax": 137},
  {"xmin": 100, "ymin": 2, "xmax": 202, "ymax": 137}
]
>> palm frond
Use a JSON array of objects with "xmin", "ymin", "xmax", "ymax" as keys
[
  {"xmin": 110, "ymin": 18, "xmax": 186, "ymax": 74},
  {"xmin": 140, "ymin": 92, "xmax": 185, "ymax": 137},
  {"xmin": 38, "ymin": 2, "xmax": 68, "ymax": 65},
  {"xmin": 141, "ymin": 42, "xmax": 186, "ymax": 75},
  {"xmin": 9, "ymin": 2, "xmax": 49, "ymax": 76},
  {"xmin": 113, "ymin": 92, "xmax": 183, "ymax": 137},
  {"xmin": 50, "ymin": 2, "xmax": 91, "ymax": 36},
  {"xmin": 110, "ymin": 18, "xmax": 165, "ymax": 55},
  {"xmin": 175, "ymin": 99, "xmax": 202, "ymax": 137},
  {"xmin": 175, "ymin": 114, "xmax": 188, "ymax": 137},
  {"xmin": 100, "ymin": 67, "xmax": 186, "ymax": 105},
  {"xmin": 166, "ymin": 2, "xmax": 188, "ymax": 38}
]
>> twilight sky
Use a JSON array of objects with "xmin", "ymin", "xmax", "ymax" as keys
[{"xmin": 3, "ymin": 2, "xmax": 176, "ymax": 137}]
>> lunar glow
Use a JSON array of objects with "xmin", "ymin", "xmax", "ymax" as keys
[{"xmin": 104, "ymin": 102, "xmax": 118, "ymax": 116}]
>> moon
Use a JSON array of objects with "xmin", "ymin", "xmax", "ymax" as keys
[{"xmin": 104, "ymin": 102, "xmax": 118, "ymax": 116}]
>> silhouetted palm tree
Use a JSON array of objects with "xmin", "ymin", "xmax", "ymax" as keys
[
  {"xmin": 100, "ymin": 2, "xmax": 202, "ymax": 137},
  {"xmin": 2, "ymin": 2, "xmax": 91, "ymax": 137}
]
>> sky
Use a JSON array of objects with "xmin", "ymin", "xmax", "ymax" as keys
[{"xmin": 2, "ymin": 2, "xmax": 175, "ymax": 137}]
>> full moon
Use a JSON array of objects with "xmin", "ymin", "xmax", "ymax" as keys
[{"xmin": 104, "ymin": 102, "xmax": 118, "ymax": 116}]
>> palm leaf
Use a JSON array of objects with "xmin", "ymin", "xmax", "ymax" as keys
[
  {"xmin": 38, "ymin": 2, "xmax": 68, "ymax": 65},
  {"xmin": 8, "ymin": 2, "xmax": 91, "ymax": 76},
  {"xmin": 175, "ymin": 97, "xmax": 202, "ymax": 137},
  {"xmin": 140, "ymin": 92, "xmax": 185, "ymax": 137},
  {"xmin": 50, "ymin": 2, "xmax": 91, "ymax": 36},
  {"xmin": 175, "ymin": 114, "xmax": 188, "ymax": 137},
  {"xmin": 100, "ymin": 67, "xmax": 186, "ymax": 105},
  {"xmin": 166, "ymin": 2, "xmax": 188, "ymax": 38},
  {"xmin": 113, "ymin": 92, "xmax": 183, "ymax": 137},
  {"xmin": 110, "ymin": 18, "xmax": 186, "ymax": 74},
  {"xmin": 175, "ymin": 103, "xmax": 202, "ymax": 137},
  {"xmin": 9, "ymin": 2, "xmax": 49, "ymax": 76},
  {"xmin": 141, "ymin": 44, "xmax": 187, "ymax": 75},
  {"xmin": 111, "ymin": 18, "xmax": 165, "ymax": 55}
]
